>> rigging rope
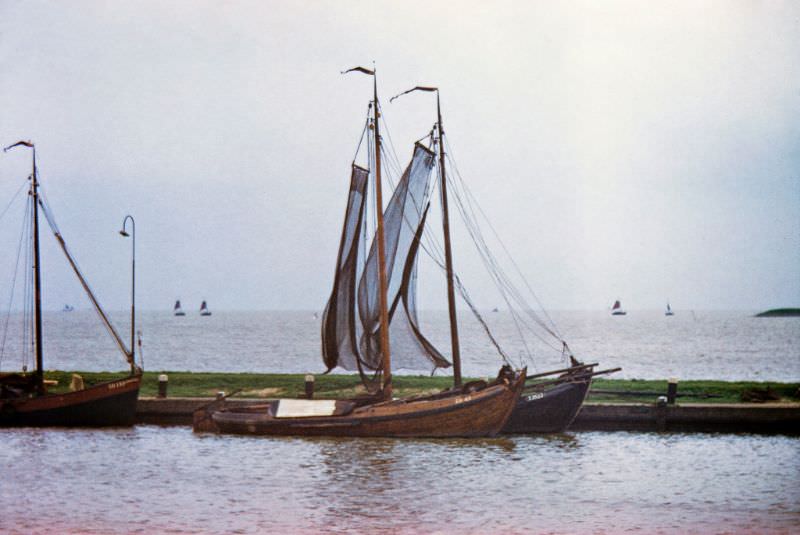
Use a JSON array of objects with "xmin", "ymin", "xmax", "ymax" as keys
[
  {"xmin": 37, "ymin": 188, "xmax": 132, "ymax": 364},
  {"xmin": 0, "ymin": 178, "xmax": 28, "ymax": 224},
  {"xmin": 444, "ymin": 136, "xmax": 565, "ymax": 343},
  {"xmin": 453, "ymin": 276, "xmax": 512, "ymax": 366},
  {"xmin": 0, "ymin": 193, "xmax": 31, "ymax": 370},
  {"xmin": 351, "ymin": 104, "xmax": 372, "ymax": 165},
  {"xmin": 373, "ymin": 123, "xmax": 519, "ymax": 366},
  {"xmin": 377, "ymin": 100, "xmax": 405, "ymax": 183},
  {"xmin": 412, "ymin": 130, "xmax": 577, "ymax": 370},
  {"xmin": 444, "ymin": 162, "xmax": 562, "ymax": 361},
  {"xmin": 354, "ymin": 109, "xmax": 574, "ymax": 372}
]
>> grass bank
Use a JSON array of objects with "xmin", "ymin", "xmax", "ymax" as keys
[
  {"xmin": 754, "ymin": 308, "xmax": 800, "ymax": 317},
  {"xmin": 41, "ymin": 370, "xmax": 800, "ymax": 404},
  {"xmin": 587, "ymin": 378, "xmax": 799, "ymax": 403}
]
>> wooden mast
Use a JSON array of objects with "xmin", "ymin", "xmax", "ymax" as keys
[
  {"xmin": 372, "ymin": 72, "xmax": 393, "ymax": 399},
  {"xmin": 434, "ymin": 91, "xmax": 462, "ymax": 387},
  {"xmin": 30, "ymin": 144, "xmax": 45, "ymax": 394},
  {"xmin": 388, "ymin": 85, "xmax": 463, "ymax": 387}
]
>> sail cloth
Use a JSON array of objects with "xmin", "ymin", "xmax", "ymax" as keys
[
  {"xmin": 388, "ymin": 206, "xmax": 450, "ymax": 370},
  {"xmin": 322, "ymin": 165, "xmax": 370, "ymax": 371},
  {"xmin": 323, "ymin": 144, "xmax": 450, "ymax": 374},
  {"xmin": 357, "ymin": 143, "xmax": 450, "ymax": 372}
]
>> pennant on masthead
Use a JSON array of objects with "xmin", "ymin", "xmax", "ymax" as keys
[
  {"xmin": 389, "ymin": 86, "xmax": 438, "ymax": 103},
  {"xmin": 341, "ymin": 66, "xmax": 375, "ymax": 76},
  {"xmin": 3, "ymin": 140, "xmax": 34, "ymax": 152}
]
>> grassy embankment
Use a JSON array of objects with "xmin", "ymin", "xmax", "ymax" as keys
[
  {"xmin": 754, "ymin": 308, "xmax": 800, "ymax": 317},
  {"xmin": 41, "ymin": 370, "xmax": 800, "ymax": 404}
]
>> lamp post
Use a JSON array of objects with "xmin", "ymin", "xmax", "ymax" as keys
[{"xmin": 119, "ymin": 215, "xmax": 136, "ymax": 373}]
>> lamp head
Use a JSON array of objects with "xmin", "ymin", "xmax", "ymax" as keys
[{"xmin": 119, "ymin": 230, "xmax": 130, "ymax": 237}]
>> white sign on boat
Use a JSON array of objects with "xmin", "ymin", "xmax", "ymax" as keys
[{"xmin": 274, "ymin": 399, "xmax": 338, "ymax": 418}]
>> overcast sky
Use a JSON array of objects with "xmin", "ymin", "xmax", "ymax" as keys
[{"xmin": 1, "ymin": 0, "xmax": 798, "ymax": 312}]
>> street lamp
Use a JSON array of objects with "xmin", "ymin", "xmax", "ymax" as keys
[{"xmin": 119, "ymin": 215, "xmax": 136, "ymax": 374}]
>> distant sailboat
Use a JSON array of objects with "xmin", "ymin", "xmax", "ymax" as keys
[
  {"xmin": 200, "ymin": 300, "xmax": 212, "ymax": 316},
  {"xmin": 174, "ymin": 300, "xmax": 186, "ymax": 316},
  {"xmin": 665, "ymin": 303, "xmax": 674, "ymax": 316},
  {"xmin": 611, "ymin": 300, "xmax": 627, "ymax": 316}
]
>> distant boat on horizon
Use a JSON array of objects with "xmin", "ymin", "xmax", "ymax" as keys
[
  {"xmin": 611, "ymin": 300, "xmax": 627, "ymax": 316},
  {"xmin": 665, "ymin": 303, "xmax": 674, "ymax": 316},
  {"xmin": 200, "ymin": 300, "xmax": 212, "ymax": 316},
  {"xmin": 174, "ymin": 300, "xmax": 186, "ymax": 316}
]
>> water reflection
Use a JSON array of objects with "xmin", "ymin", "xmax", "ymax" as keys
[
  {"xmin": 1, "ymin": 427, "xmax": 797, "ymax": 534},
  {"xmin": 306, "ymin": 436, "xmax": 518, "ymax": 531}
]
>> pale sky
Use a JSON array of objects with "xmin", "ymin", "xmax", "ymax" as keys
[{"xmin": 1, "ymin": 0, "xmax": 798, "ymax": 312}]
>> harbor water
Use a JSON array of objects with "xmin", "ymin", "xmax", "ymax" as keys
[
  {"xmin": 1, "ymin": 310, "xmax": 798, "ymax": 533},
  {"xmin": 1, "ymin": 427, "xmax": 798, "ymax": 534}
]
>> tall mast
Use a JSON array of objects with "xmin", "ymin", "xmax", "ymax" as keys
[
  {"xmin": 389, "ymin": 86, "xmax": 463, "ymax": 387},
  {"xmin": 435, "ymin": 92, "xmax": 462, "ymax": 387},
  {"xmin": 343, "ymin": 65, "xmax": 393, "ymax": 398},
  {"xmin": 31, "ymin": 145, "xmax": 44, "ymax": 393},
  {"xmin": 4, "ymin": 140, "xmax": 45, "ymax": 393},
  {"xmin": 372, "ymin": 73, "xmax": 393, "ymax": 399}
]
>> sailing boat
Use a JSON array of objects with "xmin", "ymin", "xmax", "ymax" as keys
[
  {"xmin": 503, "ymin": 358, "xmax": 620, "ymax": 433},
  {"xmin": 665, "ymin": 303, "xmax": 674, "ymax": 316},
  {"xmin": 0, "ymin": 141, "xmax": 141, "ymax": 427},
  {"xmin": 611, "ymin": 300, "xmax": 627, "ymax": 315},
  {"xmin": 205, "ymin": 68, "xmax": 524, "ymax": 438},
  {"xmin": 387, "ymin": 86, "xmax": 619, "ymax": 435},
  {"xmin": 200, "ymin": 300, "xmax": 211, "ymax": 316},
  {"xmin": 174, "ymin": 300, "xmax": 186, "ymax": 316}
]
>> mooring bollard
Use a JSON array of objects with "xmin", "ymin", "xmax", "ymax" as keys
[
  {"xmin": 655, "ymin": 396, "xmax": 668, "ymax": 431},
  {"xmin": 158, "ymin": 374, "xmax": 168, "ymax": 398},
  {"xmin": 305, "ymin": 374, "xmax": 315, "ymax": 399},
  {"xmin": 667, "ymin": 377, "xmax": 678, "ymax": 405}
]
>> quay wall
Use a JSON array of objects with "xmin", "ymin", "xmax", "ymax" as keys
[{"xmin": 136, "ymin": 398, "xmax": 800, "ymax": 434}]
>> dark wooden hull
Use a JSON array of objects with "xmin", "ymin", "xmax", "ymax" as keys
[
  {"xmin": 211, "ymin": 369, "xmax": 526, "ymax": 438},
  {"xmin": 0, "ymin": 374, "xmax": 141, "ymax": 427},
  {"xmin": 502, "ymin": 377, "xmax": 591, "ymax": 434}
]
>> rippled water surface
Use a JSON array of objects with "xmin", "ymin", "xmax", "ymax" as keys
[
  {"xmin": 1, "ymin": 427, "xmax": 798, "ymax": 534},
  {"xmin": 1, "ymin": 310, "xmax": 798, "ymax": 381}
]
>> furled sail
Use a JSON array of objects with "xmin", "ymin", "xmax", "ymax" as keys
[
  {"xmin": 321, "ymin": 164, "xmax": 370, "ymax": 371},
  {"xmin": 357, "ymin": 143, "xmax": 449, "ymax": 372}
]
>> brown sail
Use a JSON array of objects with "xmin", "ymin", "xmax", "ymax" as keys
[{"xmin": 0, "ymin": 141, "xmax": 141, "ymax": 427}]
